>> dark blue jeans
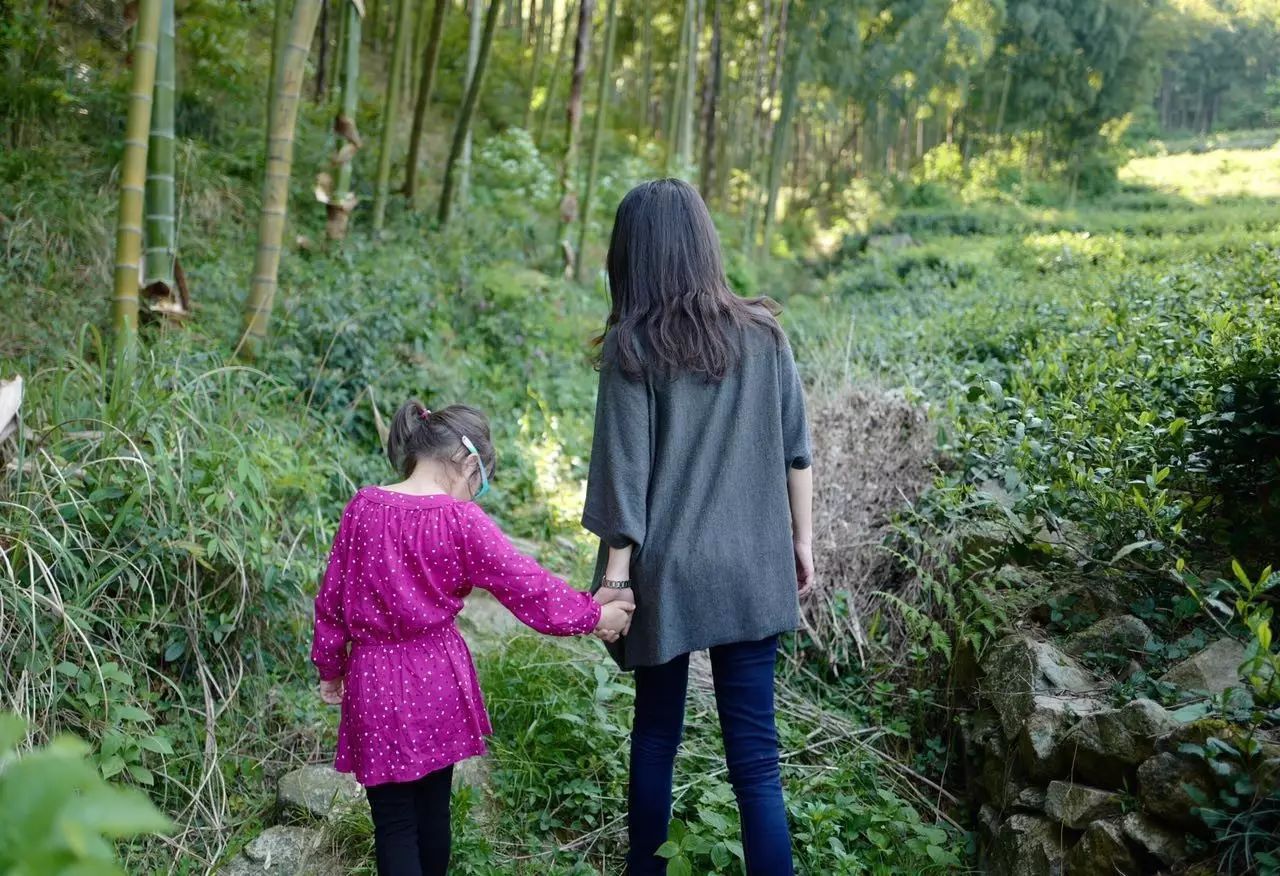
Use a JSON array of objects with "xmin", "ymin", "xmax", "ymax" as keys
[{"xmin": 627, "ymin": 636, "xmax": 793, "ymax": 875}]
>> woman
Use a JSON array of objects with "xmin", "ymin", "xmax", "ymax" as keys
[{"xmin": 583, "ymin": 178, "xmax": 814, "ymax": 875}]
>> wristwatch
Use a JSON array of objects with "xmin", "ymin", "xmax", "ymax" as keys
[{"xmin": 601, "ymin": 577, "xmax": 632, "ymax": 589}]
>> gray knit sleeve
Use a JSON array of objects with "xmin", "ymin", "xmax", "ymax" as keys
[
  {"xmin": 582, "ymin": 342, "xmax": 651, "ymax": 549},
  {"xmin": 779, "ymin": 335, "xmax": 812, "ymax": 470}
]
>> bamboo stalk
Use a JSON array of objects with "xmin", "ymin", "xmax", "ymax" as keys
[
  {"xmin": 238, "ymin": 0, "xmax": 324, "ymax": 356},
  {"xmin": 371, "ymin": 0, "xmax": 412, "ymax": 231},
  {"xmin": 404, "ymin": 0, "xmax": 448, "ymax": 207},
  {"xmin": 144, "ymin": 0, "xmax": 176, "ymax": 292},
  {"xmin": 554, "ymin": 0, "xmax": 594, "ymax": 274},
  {"xmin": 112, "ymin": 0, "xmax": 162, "ymax": 365},
  {"xmin": 326, "ymin": 0, "xmax": 363, "ymax": 240},
  {"xmin": 438, "ymin": 0, "xmax": 503, "ymax": 225},
  {"xmin": 535, "ymin": 0, "xmax": 578, "ymax": 147},
  {"xmin": 573, "ymin": 0, "xmax": 617, "ymax": 282}
]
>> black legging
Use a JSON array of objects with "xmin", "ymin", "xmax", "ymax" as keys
[{"xmin": 364, "ymin": 765, "xmax": 453, "ymax": 875}]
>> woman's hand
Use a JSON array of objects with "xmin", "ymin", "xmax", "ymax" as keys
[
  {"xmin": 319, "ymin": 677, "xmax": 344, "ymax": 705},
  {"xmin": 794, "ymin": 539, "xmax": 814, "ymax": 597}
]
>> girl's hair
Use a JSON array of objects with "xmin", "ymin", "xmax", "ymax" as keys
[
  {"xmin": 386, "ymin": 400, "xmax": 497, "ymax": 483},
  {"xmin": 598, "ymin": 178, "xmax": 781, "ymax": 381}
]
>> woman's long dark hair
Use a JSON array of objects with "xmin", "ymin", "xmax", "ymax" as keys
[{"xmin": 597, "ymin": 178, "xmax": 781, "ymax": 381}]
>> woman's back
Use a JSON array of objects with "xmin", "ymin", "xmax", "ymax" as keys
[{"xmin": 583, "ymin": 318, "xmax": 811, "ymax": 669}]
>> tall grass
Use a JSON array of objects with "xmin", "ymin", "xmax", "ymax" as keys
[{"xmin": 0, "ymin": 330, "xmax": 357, "ymax": 869}]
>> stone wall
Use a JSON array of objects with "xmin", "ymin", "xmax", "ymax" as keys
[{"xmin": 965, "ymin": 624, "xmax": 1271, "ymax": 875}]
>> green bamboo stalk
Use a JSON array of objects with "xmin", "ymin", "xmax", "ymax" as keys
[
  {"xmin": 438, "ymin": 0, "xmax": 502, "ymax": 225},
  {"xmin": 663, "ymin": 0, "xmax": 689, "ymax": 174},
  {"xmin": 459, "ymin": 0, "xmax": 483, "ymax": 208},
  {"xmin": 371, "ymin": 0, "xmax": 412, "ymax": 231},
  {"xmin": 573, "ymin": 0, "xmax": 616, "ymax": 282},
  {"xmin": 327, "ymin": 0, "xmax": 363, "ymax": 240},
  {"xmin": 267, "ymin": 0, "xmax": 291, "ymax": 138},
  {"xmin": 144, "ymin": 0, "xmax": 176, "ymax": 292},
  {"xmin": 522, "ymin": 0, "xmax": 551, "ymax": 129},
  {"xmin": 404, "ymin": 0, "xmax": 448, "ymax": 206},
  {"xmin": 554, "ymin": 0, "xmax": 594, "ymax": 272},
  {"xmin": 761, "ymin": 35, "xmax": 799, "ymax": 262},
  {"xmin": 112, "ymin": 0, "xmax": 162, "ymax": 365},
  {"xmin": 239, "ymin": 0, "xmax": 324, "ymax": 356},
  {"xmin": 677, "ymin": 0, "xmax": 696, "ymax": 172},
  {"xmin": 535, "ymin": 0, "xmax": 578, "ymax": 147}
]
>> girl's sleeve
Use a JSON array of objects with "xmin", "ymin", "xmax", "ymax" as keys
[
  {"xmin": 460, "ymin": 504, "xmax": 602, "ymax": 636},
  {"xmin": 779, "ymin": 335, "xmax": 813, "ymax": 470},
  {"xmin": 582, "ymin": 345, "xmax": 651, "ymax": 550},
  {"xmin": 311, "ymin": 511, "xmax": 352, "ymax": 681}
]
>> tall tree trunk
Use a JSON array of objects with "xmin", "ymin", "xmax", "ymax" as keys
[
  {"xmin": 459, "ymin": 0, "xmax": 483, "ymax": 208},
  {"xmin": 761, "ymin": 40, "xmax": 798, "ymax": 261},
  {"xmin": 699, "ymin": 0, "xmax": 720, "ymax": 199},
  {"xmin": 438, "ymin": 0, "xmax": 502, "ymax": 224},
  {"xmin": 405, "ymin": 0, "xmax": 448, "ymax": 206},
  {"xmin": 738, "ymin": 0, "xmax": 771, "ymax": 241},
  {"xmin": 239, "ymin": 0, "xmax": 324, "ymax": 356},
  {"xmin": 267, "ymin": 0, "xmax": 292, "ymax": 139},
  {"xmin": 663, "ymin": 1, "xmax": 688, "ymax": 174},
  {"xmin": 144, "ymin": 0, "xmax": 177, "ymax": 296},
  {"xmin": 746, "ymin": 0, "xmax": 787, "ymax": 252},
  {"xmin": 574, "ymin": 0, "xmax": 617, "ymax": 282},
  {"xmin": 637, "ymin": 0, "xmax": 653, "ymax": 132},
  {"xmin": 371, "ymin": 0, "xmax": 412, "ymax": 231},
  {"xmin": 113, "ymin": 0, "xmax": 162, "ymax": 367},
  {"xmin": 523, "ymin": 0, "xmax": 552, "ymax": 128},
  {"xmin": 676, "ymin": 0, "xmax": 696, "ymax": 171},
  {"xmin": 556, "ymin": 0, "xmax": 595, "ymax": 275},
  {"xmin": 994, "ymin": 62, "xmax": 1012, "ymax": 138},
  {"xmin": 325, "ymin": 0, "xmax": 363, "ymax": 240},
  {"xmin": 314, "ymin": 0, "xmax": 329, "ymax": 100},
  {"xmin": 524, "ymin": 0, "xmax": 550, "ymax": 127},
  {"xmin": 537, "ymin": 0, "xmax": 579, "ymax": 146}
]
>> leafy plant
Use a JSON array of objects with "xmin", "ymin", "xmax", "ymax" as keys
[{"xmin": 0, "ymin": 713, "xmax": 171, "ymax": 874}]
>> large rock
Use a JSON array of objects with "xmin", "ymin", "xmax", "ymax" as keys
[
  {"xmin": 1137, "ymin": 752, "xmax": 1214, "ymax": 833},
  {"xmin": 1017, "ymin": 694, "xmax": 1106, "ymax": 780},
  {"xmin": 1065, "ymin": 615, "xmax": 1153, "ymax": 659},
  {"xmin": 1121, "ymin": 812, "xmax": 1188, "ymax": 868},
  {"xmin": 1043, "ymin": 781, "xmax": 1123, "ymax": 829},
  {"xmin": 1065, "ymin": 698, "xmax": 1181, "ymax": 787},
  {"xmin": 989, "ymin": 814, "xmax": 1068, "ymax": 876},
  {"xmin": 982, "ymin": 635, "xmax": 1102, "ymax": 740},
  {"xmin": 221, "ymin": 826, "xmax": 341, "ymax": 876},
  {"xmin": 1064, "ymin": 820, "xmax": 1139, "ymax": 876},
  {"xmin": 277, "ymin": 765, "xmax": 364, "ymax": 822},
  {"xmin": 1158, "ymin": 637, "xmax": 1248, "ymax": 695}
]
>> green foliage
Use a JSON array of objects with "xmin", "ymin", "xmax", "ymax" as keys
[
  {"xmin": 1179, "ymin": 731, "xmax": 1280, "ymax": 875},
  {"xmin": 0, "ymin": 713, "xmax": 171, "ymax": 874}
]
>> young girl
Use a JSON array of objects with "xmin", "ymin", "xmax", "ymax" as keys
[{"xmin": 311, "ymin": 401, "xmax": 632, "ymax": 875}]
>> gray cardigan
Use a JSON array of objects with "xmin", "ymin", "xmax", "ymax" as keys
[{"xmin": 583, "ymin": 319, "xmax": 812, "ymax": 669}]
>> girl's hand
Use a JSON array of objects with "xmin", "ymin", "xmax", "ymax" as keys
[
  {"xmin": 594, "ymin": 601, "xmax": 635, "ymax": 643},
  {"xmin": 595, "ymin": 587, "xmax": 635, "ymax": 636},
  {"xmin": 794, "ymin": 539, "xmax": 815, "ymax": 597},
  {"xmin": 319, "ymin": 678, "xmax": 344, "ymax": 705}
]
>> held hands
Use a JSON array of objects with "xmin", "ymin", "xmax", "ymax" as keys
[
  {"xmin": 593, "ymin": 588, "xmax": 635, "ymax": 643},
  {"xmin": 319, "ymin": 677, "xmax": 344, "ymax": 705}
]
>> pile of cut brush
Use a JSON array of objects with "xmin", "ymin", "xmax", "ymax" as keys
[{"xmin": 801, "ymin": 384, "xmax": 936, "ymax": 670}]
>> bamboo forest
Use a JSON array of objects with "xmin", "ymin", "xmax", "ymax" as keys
[{"xmin": 2, "ymin": 0, "xmax": 1279, "ymax": 873}]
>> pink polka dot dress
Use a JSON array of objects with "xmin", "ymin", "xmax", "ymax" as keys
[{"xmin": 310, "ymin": 487, "xmax": 602, "ymax": 787}]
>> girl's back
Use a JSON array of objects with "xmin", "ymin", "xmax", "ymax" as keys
[{"xmin": 313, "ymin": 488, "xmax": 602, "ymax": 786}]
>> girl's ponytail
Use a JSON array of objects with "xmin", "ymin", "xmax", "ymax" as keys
[
  {"xmin": 386, "ymin": 399, "xmax": 497, "ymax": 481},
  {"xmin": 387, "ymin": 399, "xmax": 432, "ymax": 477}
]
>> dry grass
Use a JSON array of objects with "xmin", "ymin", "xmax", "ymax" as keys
[{"xmin": 802, "ymin": 384, "xmax": 936, "ymax": 669}]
